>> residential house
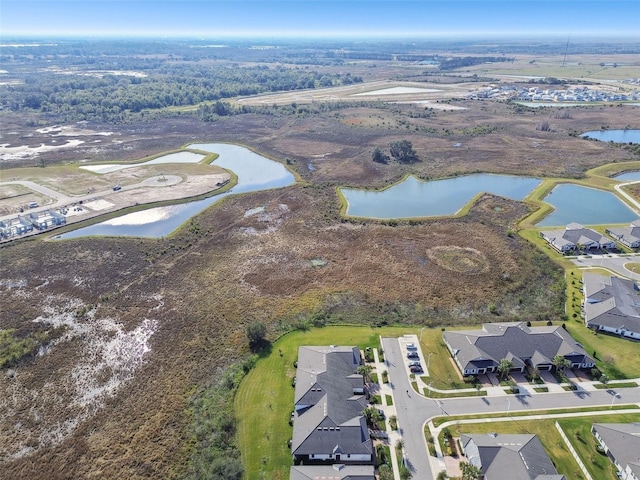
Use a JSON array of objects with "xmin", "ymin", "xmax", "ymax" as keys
[
  {"xmin": 606, "ymin": 220, "xmax": 640, "ymax": 248},
  {"xmin": 290, "ymin": 464, "xmax": 375, "ymax": 480},
  {"xmin": 592, "ymin": 423, "xmax": 640, "ymax": 480},
  {"xmin": 582, "ymin": 273, "xmax": 640, "ymax": 340},
  {"xmin": 443, "ymin": 322, "xmax": 595, "ymax": 376},
  {"xmin": 290, "ymin": 346, "xmax": 373, "ymax": 469},
  {"xmin": 460, "ymin": 433, "xmax": 566, "ymax": 480},
  {"xmin": 540, "ymin": 222, "xmax": 617, "ymax": 253}
]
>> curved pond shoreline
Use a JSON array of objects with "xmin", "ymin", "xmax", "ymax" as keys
[{"xmin": 56, "ymin": 143, "xmax": 295, "ymax": 239}]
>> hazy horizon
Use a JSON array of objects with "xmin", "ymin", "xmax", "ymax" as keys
[{"xmin": 2, "ymin": 1, "xmax": 639, "ymax": 39}]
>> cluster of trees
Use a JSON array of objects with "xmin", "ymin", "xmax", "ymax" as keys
[
  {"xmin": 372, "ymin": 140, "xmax": 418, "ymax": 164},
  {"xmin": 438, "ymin": 56, "xmax": 514, "ymax": 71},
  {"xmin": 0, "ymin": 60, "xmax": 362, "ymax": 123}
]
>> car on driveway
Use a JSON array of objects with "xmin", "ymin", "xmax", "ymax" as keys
[{"xmin": 406, "ymin": 352, "xmax": 419, "ymax": 359}]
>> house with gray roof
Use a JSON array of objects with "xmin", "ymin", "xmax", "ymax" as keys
[
  {"xmin": 582, "ymin": 273, "xmax": 640, "ymax": 340},
  {"xmin": 290, "ymin": 464, "xmax": 375, "ymax": 480},
  {"xmin": 460, "ymin": 433, "xmax": 566, "ymax": 480},
  {"xmin": 290, "ymin": 346, "xmax": 373, "ymax": 470},
  {"xmin": 443, "ymin": 322, "xmax": 595, "ymax": 376},
  {"xmin": 592, "ymin": 423, "xmax": 640, "ymax": 480},
  {"xmin": 606, "ymin": 220, "xmax": 640, "ymax": 248},
  {"xmin": 540, "ymin": 222, "xmax": 617, "ymax": 253}
]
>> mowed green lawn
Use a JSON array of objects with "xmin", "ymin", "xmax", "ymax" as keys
[
  {"xmin": 559, "ymin": 413, "xmax": 640, "ymax": 480},
  {"xmin": 563, "ymin": 321, "xmax": 640, "ymax": 379},
  {"xmin": 234, "ymin": 325, "xmax": 417, "ymax": 480},
  {"xmin": 445, "ymin": 412, "xmax": 640, "ymax": 480}
]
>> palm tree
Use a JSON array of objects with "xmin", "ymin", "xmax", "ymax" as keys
[{"xmin": 497, "ymin": 358, "xmax": 513, "ymax": 381}]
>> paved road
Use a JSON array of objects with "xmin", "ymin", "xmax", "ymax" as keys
[
  {"xmin": 572, "ymin": 253, "xmax": 640, "ymax": 280},
  {"xmin": 382, "ymin": 337, "xmax": 640, "ymax": 480}
]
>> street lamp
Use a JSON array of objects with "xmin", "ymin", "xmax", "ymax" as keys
[
  {"xmin": 610, "ymin": 393, "xmax": 617, "ymax": 409},
  {"xmin": 507, "ymin": 398, "xmax": 511, "ymax": 415},
  {"xmin": 427, "ymin": 352, "xmax": 433, "ymax": 374}
]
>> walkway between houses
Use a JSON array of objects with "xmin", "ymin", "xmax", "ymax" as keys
[{"xmin": 373, "ymin": 347, "xmax": 402, "ymax": 480}]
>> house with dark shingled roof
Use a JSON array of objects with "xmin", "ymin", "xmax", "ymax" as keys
[
  {"xmin": 443, "ymin": 322, "xmax": 595, "ymax": 376},
  {"xmin": 461, "ymin": 433, "xmax": 566, "ymax": 480},
  {"xmin": 582, "ymin": 272, "xmax": 640, "ymax": 340},
  {"xmin": 290, "ymin": 346, "xmax": 374, "ymax": 472}
]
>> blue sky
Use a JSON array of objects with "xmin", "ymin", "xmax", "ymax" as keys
[{"xmin": 1, "ymin": 1, "xmax": 639, "ymax": 38}]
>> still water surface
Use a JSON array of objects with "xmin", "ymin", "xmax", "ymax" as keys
[
  {"xmin": 538, "ymin": 183, "xmax": 639, "ymax": 227},
  {"xmin": 581, "ymin": 130, "xmax": 640, "ymax": 143},
  {"xmin": 341, "ymin": 174, "xmax": 541, "ymax": 218},
  {"xmin": 58, "ymin": 144, "xmax": 294, "ymax": 239}
]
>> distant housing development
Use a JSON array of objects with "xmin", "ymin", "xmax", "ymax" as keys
[
  {"xmin": 443, "ymin": 322, "xmax": 595, "ymax": 376},
  {"xmin": 290, "ymin": 346, "xmax": 374, "ymax": 480},
  {"xmin": 582, "ymin": 272, "xmax": 640, "ymax": 340},
  {"xmin": 0, "ymin": 210, "xmax": 66, "ymax": 239},
  {"xmin": 466, "ymin": 83, "xmax": 640, "ymax": 103},
  {"xmin": 540, "ymin": 223, "xmax": 617, "ymax": 253},
  {"xmin": 460, "ymin": 433, "xmax": 566, "ymax": 480},
  {"xmin": 592, "ymin": 423, "xmax": 640, "ymax": 480},
  {"xmin": 606, "ymin": 220, "xmax": 640, "ymax": 249}
]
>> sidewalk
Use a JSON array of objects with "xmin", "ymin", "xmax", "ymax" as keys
[{"xmin": 372, "ymin": 347, "xmax": 401, "ymax": 480}]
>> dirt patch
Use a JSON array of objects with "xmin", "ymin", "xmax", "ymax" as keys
[{"xmin": 426, "ymin": 246, "xmax": 490, "ymax": 275}]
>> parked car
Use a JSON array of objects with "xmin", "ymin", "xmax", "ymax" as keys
[
  {"xmin": 112, "ymin": 185, "xmax": 122, "ymax": 191},
  {"xmin": 410, "ymin": 365, "xmax": 423, "ymax": 373},
  {"xmin": 408, "ymin": 361, "xmax": 421, "ymax": 367},
  {"xmin": 377, "ymin": 409, "xmax": 385, "ymax": 419},
  {"xmin": 406, "ymin": 343, "xmax": 418, "ymax": 350},
  {"xmin": 406, "ymin": 352, "xmax": 419, "ymax": 359}
]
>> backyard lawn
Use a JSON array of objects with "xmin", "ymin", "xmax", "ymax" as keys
[{"xmin": 558, "ymin": 413, "xmax": 640, "ymax": 480}]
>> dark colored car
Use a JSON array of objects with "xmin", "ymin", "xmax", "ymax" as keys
[{"xmin": 406, "ymin": 352, "xmax": 419, "ymax": 359}]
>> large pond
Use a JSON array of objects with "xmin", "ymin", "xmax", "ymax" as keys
[
  {"xmin": 341, "ymin": 174, "xmax": 541, "ymax": 219},
  {"xmin": 538, "ymin": 184, "xmax": 639, "ymax": 227},
  {"xmin": 581, "ymin": 129, "xmax": 640, "ymax": 143},
  {"xmin": 57, "ymin": 144, "xmax": 294, "ymax": 239}
]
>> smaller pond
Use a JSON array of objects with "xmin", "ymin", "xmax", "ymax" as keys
[
  {"xmin": 613, "ymin": 171, "xmax": 640, "ymax": 182},
  {"xmin": 341, "ymin": 174, "xmax": 541, "ymax": 219},
  {"xmin": 581, "ymin": 130, "xmax": 640, "ymax": 144},
  {"xmin": 538, "ymin": 184, "xmax": 639, "ymax": 227},
  {"xmin": 58, "ymin": 144, "xmax": 294, "ymax": 239},
  {"xmin": 80, "ymin": 151, "xmax": 206, "ymax": 174}
]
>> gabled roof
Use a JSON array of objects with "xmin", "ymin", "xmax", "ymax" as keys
[
  {"xmin": 460, "ymin": 433, "xmax": 566, "ymax": 480},
  {"xmin": 443, "ymin": 322, "xmax": 593, "ymax": 372},
  {"xmin": 292, "ymin": 346, "xmax": 371, "ymax": 459},
  {"xmin": 290, "ymin": 464, "xmax": 375, "ymax": 480},
  {"xmin": 606, "ymin": 220, "xmax": 640, "ymax": 245},
  {"xmin": 540, "ymin": 223, "xmax": 613, "ymax": 250},
  {"xmin": 593, "ymin": 423, "xmax": 640, "ymax": 475},
  {"xmin": 583, "ymin": 273, "xmax": 640, "ymax": 335}
]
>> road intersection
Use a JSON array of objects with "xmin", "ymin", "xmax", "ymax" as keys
[{"xmin": 377, "ymin": 336, "xmax": 640, "ymax": 480}]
